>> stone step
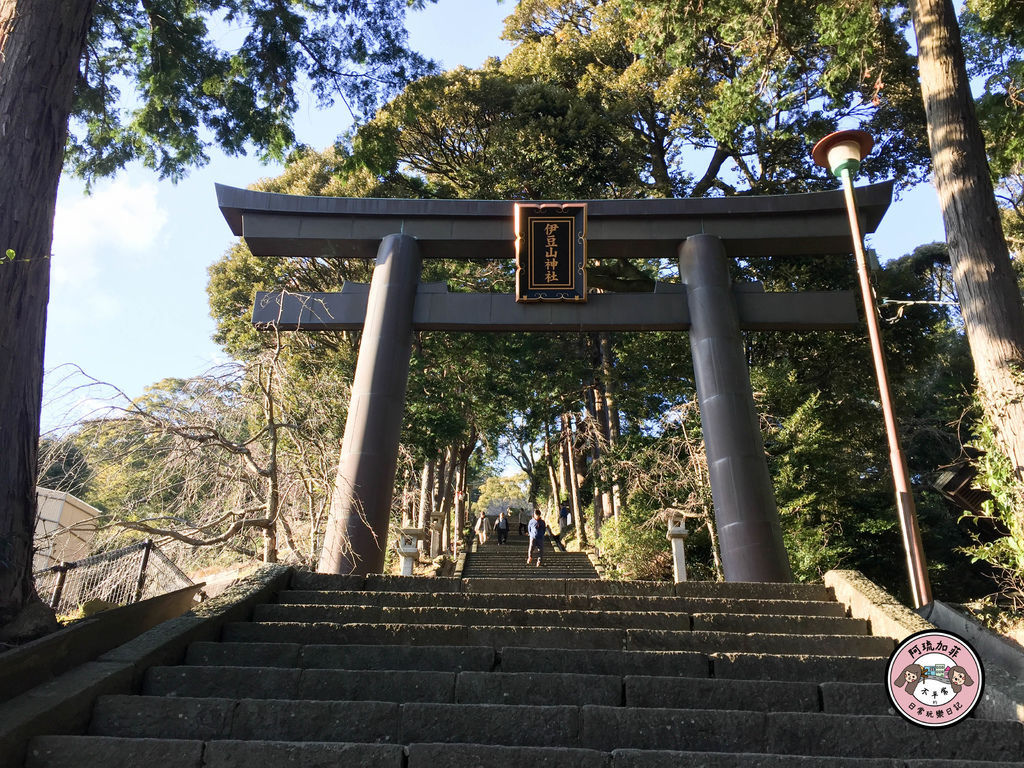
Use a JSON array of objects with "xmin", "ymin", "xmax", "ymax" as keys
[
  {"xmin": 462, "ymin": 561, "xmax": 596, "ymax": 567},
  {"xmin": 275, "ymin": 589, "xmax": 849, "ymax": 617},
  {"xmin": 144, "ymin": 665, "xmax": 884, "ymax": 714},
  {"xmin": 460, "ymin": 568, "xmax": 599, "ymax": 573},
  {"xmin": 406, "ymin": 743, "xmax": 610, "ymax": 768},
  {"xmin": 458, "ymin": 572, "xmax": 601, "ymax": 579},
  {"xmin": 287, "ymin": 572, "xmax": 833, "ymax": 602},
  {"xmin": 252, "ymin": 603, "xmax": 866, "ymax": 636},
  {"xmin": 463, "ymin": 579, "xmax": 832, "ymax": 601},
  {"xmin": 145, "ymin": 666, "xmax": 458, "ymax": 703},
  {"xmin": 463, "ymin": 563, "xmax": 594, "ymax": 568},
  {"xmin": 464, "ymin": 552, "xmax": 593, "ymax": 561},
  {"xmin": 25, "ymin": 735, "xmax": 405, "ymax": 768},
  {"xmin": 461, "ymin": 569, "xmax": 596, "ymax": 573},
  {"xmin": 461, "ymin": 563, "xmax": 596, "ymax": 567},
  {"xmin": 691, "ymin": 612, "xmax": 867, "ymax": 635},
  {"xmin": 608, "ymin": 751, "xmax": 1024, "ymax": 768},
  {"xmin": 704, "ymin": 652, "xmax": 887, "ymax": 684},
  {"xmin": 500, "ymin": 648, "xmax": 890, "ymax": 684},
  {"xmin": 28, "ymin": 736, "xmax": 1024, "ymax": 768},
  {"xmin": 222, "ymin": 621, "xmax": 893, "ymax": 655},
  {"xmin": 580, "ymin": 707, "xmax": 1024, "ymax": 761},
  {"xmin": 185, "ymin": 641, "xmax": 497, "ymax": 671},
  {"xmin": 625, "ymin": 629, "xmax": 890, "ymax": 655},
  {"xmin": 289, "ymin": 573, "xmax": 465, "ymax": 592},
  {"xmin": 184, "ymin": 642, "xmax": 888, "ymax": 684},
  {"xmin": 223, "ymin": 621, "xmax": 625, "ymax": 650},
  {"xmin": 466, "ymin": 558, "xmax": 593, "ymax": 563},
  {"xmin": 459, "ymin": 565, "xmax": 598, "ymax": 571},
  {"xmin": 464, "ymin": 556, "xmax": 594, "ymax": 562},
  {"xmin": 253, "ymin": 604, "xmax": 692, "ymax": 630},
  {"xmin": 463, "ymin": 554, "xmax": 594, "ymax": 560},
  {"xmin": 86, "ymin": 698, "xmax": 1024, "ymax": 761}
]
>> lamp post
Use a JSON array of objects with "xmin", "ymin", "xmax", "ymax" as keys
[{"xmin": 812, "ymin": 130, "xmax": 933, "ymax": 608}]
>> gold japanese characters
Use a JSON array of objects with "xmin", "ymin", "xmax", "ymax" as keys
[{"xmin": 515, "ymin": 203, "xmax": 587, "ymax": 302}]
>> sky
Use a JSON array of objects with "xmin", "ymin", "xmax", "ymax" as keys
[{"xmin": 42, "ymin": 0, "xmax": 947, "ymax": 431}]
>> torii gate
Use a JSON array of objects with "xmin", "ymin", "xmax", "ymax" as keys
[{"xmin": 216, "ymin": 182, "xmax": 894, "ymax": 582}]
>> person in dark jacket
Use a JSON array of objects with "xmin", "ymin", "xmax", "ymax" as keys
[
  {"xmin": 494, "ymin": 509, "xmax": 510, "ymax": 545},
  {"xmin": 526, "ymin": 508, "xmax": 547, "ymax": 566}
]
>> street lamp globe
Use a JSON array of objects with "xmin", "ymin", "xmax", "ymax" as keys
[{"xmin": 812, "ymin": 129, "xmax": 874, "ymax": 178}]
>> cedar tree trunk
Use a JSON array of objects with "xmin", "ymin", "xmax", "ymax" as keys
[
  {"xmin": 910, "ymin": 0, "xmax": 1024, "ymax": 486},
  {"xmin": 0, "ymin": 0, "xmax": 95, "ymax": 625}
]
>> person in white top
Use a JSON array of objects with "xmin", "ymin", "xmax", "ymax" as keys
[{"xmin": 474, "ymin": 510, "xmax": 491, "ymax": 545}]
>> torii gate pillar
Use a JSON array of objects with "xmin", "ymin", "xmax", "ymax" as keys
[
  {"xmin": 318, "ymin": 234, "xmax": 422, "ymax": 575},
  {"xmin": 680, "ymin": 235, "xmax": 793, "ymax": 582}
]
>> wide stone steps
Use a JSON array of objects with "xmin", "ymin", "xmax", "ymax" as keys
[{"xmin": 23, "ymin": 570, "xmax": 1024, "ymax": 767}]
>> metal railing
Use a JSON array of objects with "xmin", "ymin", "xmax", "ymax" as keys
[{"xmin": 34, "ymin": 539, "xmax": 194, "ymax": 616}]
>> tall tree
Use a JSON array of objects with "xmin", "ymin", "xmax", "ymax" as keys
[
  {"xmin": 1, "ymin": 0, "xmax": 95, "ymax": 633},
  {"xmin": 0, "ymin": 0, "xmax": 435, "ymax": 628},
  {"xmin": 908, "ymin": 0, "xmax": 1024, "ymax": 493}
]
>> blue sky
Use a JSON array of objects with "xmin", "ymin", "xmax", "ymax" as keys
[{"xmin": 42, "ymin": 0, "xmax": 946, "ymax": 430}]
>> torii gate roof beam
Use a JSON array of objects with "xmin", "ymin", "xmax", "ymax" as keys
[{"xmin": 216, "ymin": 181, "xmax": 894, "ymax": 260}]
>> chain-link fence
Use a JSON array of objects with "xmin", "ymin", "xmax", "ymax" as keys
[{"xmin": 34, "ymin": 540, "xmax": 195, "ymax": 616}]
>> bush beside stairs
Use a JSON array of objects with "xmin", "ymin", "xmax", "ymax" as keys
[{"xmin": 20, "ymin": 566, "xmax": 1024, "ymax": 767}]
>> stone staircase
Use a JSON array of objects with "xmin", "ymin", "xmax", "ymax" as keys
[
  {"xmin": 461, "ymin": 533, "xmax": 600, "ymax": 579},
  {"xmin": 23, "ymin": 573, "xmax": 1024, "ymax": 767}
]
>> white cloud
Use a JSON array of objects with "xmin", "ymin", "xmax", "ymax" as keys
[{"xmin": 51, "ymin": 177, "xmax": 168, "ymax": 287}]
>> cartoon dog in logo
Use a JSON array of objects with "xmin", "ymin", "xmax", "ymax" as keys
[
  {"xmin": 894, "ymin": 663, "xmax": 925, "ymax": 695},
  {"xmin": 946, "ymin": 665, "xmax": 975, "ymax": 694}
]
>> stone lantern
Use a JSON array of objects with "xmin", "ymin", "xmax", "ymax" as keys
[
  {"xmin": 429, "ymin": 515, "xmax": 443, "ymax": 558},
  {"xmin": 398, "ymin": 527, "xmax": 424, "ymax": 576},
  {"xmin": 666, "ymin": 511, "xmax": 690, "ymax": 583}
]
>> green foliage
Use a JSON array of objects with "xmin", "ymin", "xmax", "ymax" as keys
[
  {"xmin": 476, "ymin": 473, "xmax": 530, "ymax": 513},
  {"xmin": 598, "ymin": 507, "xmax": 672, "ymax": 581},
  {"xmin": 961, "ymin": 411, "xmax": 1024, "ymax": 606},
  {"xmin": 67, "ymin": 0, "xmax": 438, "ymax": 182},
  {"xmin": 963, "ymin": 0, "xmax": 1024, "ymax": 256},
  {"xmin": 499, "ymin": 0, "xmax": 929, "ymax": 196},
  {"xmin": 353, "ymin": 62, "xmax": 646, "ymax": 199}
]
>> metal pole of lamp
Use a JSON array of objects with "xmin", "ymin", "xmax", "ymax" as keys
[{"xmin": 812, "ymin": 130, "xmax": 933, "ymax": 608}]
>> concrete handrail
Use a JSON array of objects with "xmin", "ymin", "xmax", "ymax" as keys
[{"xmin": 0, "ymin": 583, "xmax": 203, "ymax": 705}]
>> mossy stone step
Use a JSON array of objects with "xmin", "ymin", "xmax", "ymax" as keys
[{"xmin": 275, "ymin": 589, "xmax": 849, "ymax": 616}]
